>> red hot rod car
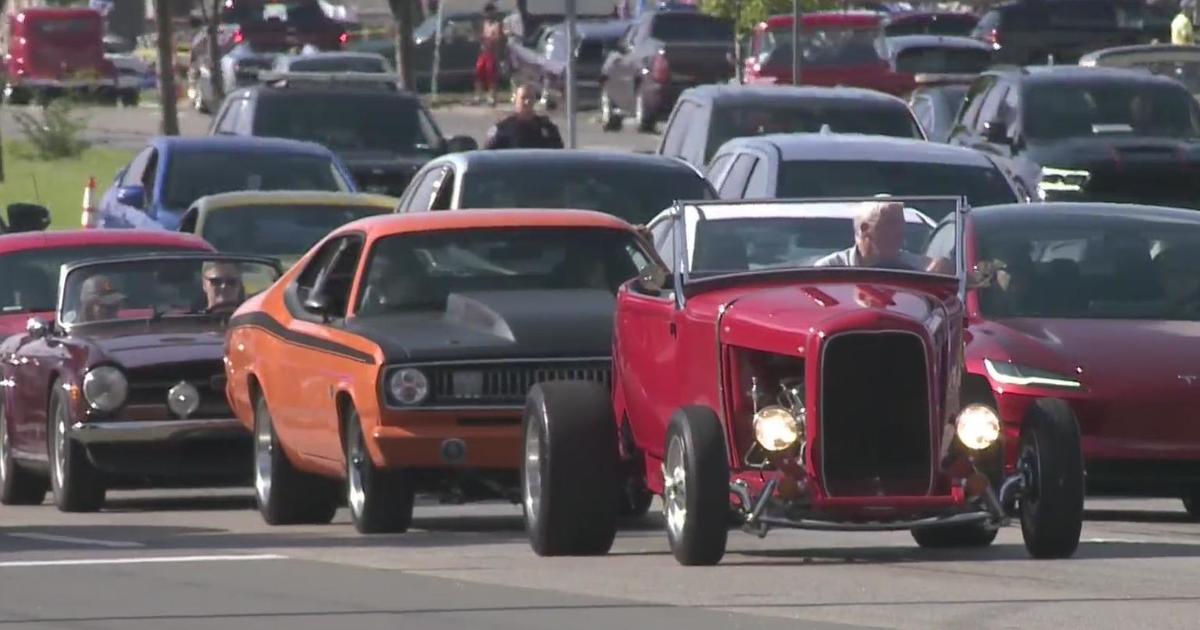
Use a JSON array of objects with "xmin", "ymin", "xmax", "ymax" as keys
[{"xmin": 520, "ymin": 197, "xmax": 1086, "ymax": 565}]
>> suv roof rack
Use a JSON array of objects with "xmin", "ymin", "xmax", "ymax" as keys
[{"xmin": 256, "ymin": 71, "xmax": 401, "ymax": 88}]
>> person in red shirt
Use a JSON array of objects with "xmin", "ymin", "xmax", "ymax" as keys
[{"xmin": 475, "ymin": 2, "xmax": 504, "ymax": 106}]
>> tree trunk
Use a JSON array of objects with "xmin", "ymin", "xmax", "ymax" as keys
[
  {"xmin": 201, "ymin": 0, "xmax": 225, "ymax": 103},
  {"xmin": 154, "ymin": 0, "xmax": 180, "ymax": 135},
  {"xmin": 389, "ymin": 0, "xmax": 415, "ymax": 90}
]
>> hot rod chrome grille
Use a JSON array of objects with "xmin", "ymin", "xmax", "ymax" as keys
[
  {"xmin": 123, "ymin": 360, "xmax": 231, "ymax": 420},
  {"xmin": 819, "ymin": 331, "xmax": 933, "ymax": 498},
  {"xmin": 408, "ymin": 359, "xmax": 611, "ymax": 407}
]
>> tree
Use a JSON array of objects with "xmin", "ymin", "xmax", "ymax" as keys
[
  {"xmin": 699, "ymin": 0, "xmax": 839, "ymax": 35},
  {"xmin": 154, "ymin": 0, "xmax": 180, "ymax": 135},
  {"xmin": 387, "ymin": 0, "xmax": 417, "ymax": 90},
  {"xmin": 197, "ymin": 0, "xmax": 226, "ymax": 105}
]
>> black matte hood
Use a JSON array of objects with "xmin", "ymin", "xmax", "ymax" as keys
[{"xmin": 344, "ymin": 289, "xmax": 616, "ymax": 363}]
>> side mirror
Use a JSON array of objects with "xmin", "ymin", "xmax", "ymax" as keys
[
  {"xmin": 115, "ymin": 185, "xmax": 146, "ymax": 209},
  {"xmin": 967, "ymin": 261, "xmax": 997, "ymax": 289},
  {"xmin": 25, "ymin": 317, "xmax": 49, "ymax": 338},
  {"xmin": 6, "ymin": 203, "xmax": 51, "ymax": 233},
  {"xmin": 303, "ymin": 290, "xmax": 328, "ymax": 314},
  {"xmin": 445, "ymin": 135, "xmax": 478, "ymax": 153},
  {"xmin": 636, "ymin": 263, "xmax": 669, "ymax": 293},
  {"xmin": 983, "ymin": 120, "xmax": 1010, "ymax": 144}
]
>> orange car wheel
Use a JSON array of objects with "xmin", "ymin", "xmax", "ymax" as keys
[
  {"xmin": 253, "ymin": 394, "xmax": 338, "ymax": 526},
  {"xmin": 345, "ymin": 407, "xmax": 413, "ymax": 534}
]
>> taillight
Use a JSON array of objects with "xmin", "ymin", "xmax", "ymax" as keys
[
  {"xmin": 650, "ymin": 53, "xmax": 669, "ymax": 83},
  {"xmin": 339, "ymin": 31, "xmax": 348, "ymax": 45},
  {"xmin": 983, "ymin": 28, "xmax": 999, "ymax": 48},
  {"xmin": 233, "ymin": 29, "xmax": 244, "ymax": 44}
]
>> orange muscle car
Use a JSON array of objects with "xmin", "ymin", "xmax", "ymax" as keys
[{"xmin": 225, "ymin": 209, "xmax": 661, "ymax": 533}]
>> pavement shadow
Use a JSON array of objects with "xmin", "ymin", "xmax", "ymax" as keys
[
  {"xmin": 101, "ymin": 494, "xmax": 257, "ymax": 513},
  {"xmin": 722, "ymin": 539, "xmax": 1200, "ymax": 566},
  {"xmin": 1084, "ymin": 508, "xmax": 1196, "ymax": 524}
]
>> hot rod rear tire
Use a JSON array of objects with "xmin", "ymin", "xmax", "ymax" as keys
[
  {"xmin": 911, "ymin": 522, "xmax": 998, "ymax": 548},
  {"xmin": 664, "ymin": 406, "xmax": 729, "ymax": 566},
  {"xmin": 253, "ymin": 395, "xmax": 338, "ymax": 526},
  {"xmin": 1018, "ymin": 398, "xmax": 1084, "ymax": 559},
  {"xmin": 522, "ymin": 381, "xmax": 619, "ymax": 556},
  {"xmin": 345, "ymin": 407, "xmax": 414, "ymax": 534}
]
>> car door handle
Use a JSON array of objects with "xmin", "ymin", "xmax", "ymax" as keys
[{"xmin": 669, "ymin": 323, "xmax": 677, "ymax": 337}]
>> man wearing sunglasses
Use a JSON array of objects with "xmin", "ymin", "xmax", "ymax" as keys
[
  {"xmin": 484, "ymin": 83, "xmax": 564, "ymax": 150},
  {"xmin": 202, "ymin": 261, "xmax": 245, "ymax": 314}
]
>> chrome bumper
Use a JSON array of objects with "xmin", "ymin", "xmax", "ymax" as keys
[{"xmin": 70, "ymin": 419, "xmax": 247, "ymax": 446}]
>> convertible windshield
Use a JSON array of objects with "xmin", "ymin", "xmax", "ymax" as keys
[
  {"xmin": 59, "ymin": 257, "xmax": 280, "ymax": 326},
  {"xmin": 679, "ymin": 201, "xmax": 954, "ymax": 276},
  {"xmin": 0, "ymin": 245, "xmax": 202, "ymax": 315},
  {"xmin": 459, "ymin": 164, "xmax": 714, "ymax": 225},
  {"xmin": 976, "ymin": 217, "xmax": 1200, "ymax": 320},
  {"xmin": 1024, "ymin": 82, "xmax": 1200, "ymax": 140},
  {"xmin": 355, "ymin": 228, "xmax": 647, "ymax": 315},
  {"xmin": 162, "ymin": 152, "xmax": 346, "ymax": 209},
  {"xmin": 201, "ymin": 204, "xmax": 388, "ymax": 261}
]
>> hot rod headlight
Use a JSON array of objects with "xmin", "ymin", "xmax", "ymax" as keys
[
  {"xmin": 955, "ymin": 403, "xmax": 1001, "ymax": 450},
  {"xmin": 388, "ymin": 368, "xmax": 429, "ymax": 405},
  {"xmin": 82, "ymin": 366, "xmax": 127, "ymax": 412},
  {"xmin": 753, "ymin": 405, "xmax": 800, "ymax": 452},
  {"xmin": 985, "ymin": 358, "xmax": 1082, "ymax": 389}
]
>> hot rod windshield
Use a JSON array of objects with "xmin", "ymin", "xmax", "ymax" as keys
[
  {"xmin": 672, "ymin": 198, "xmax": 963, "ymax": 281},
  {"xmin": 57, "ymin": 255, "xmax": 281, "ymax": 327}
]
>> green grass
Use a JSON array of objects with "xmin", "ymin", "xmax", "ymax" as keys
[{"xmin": 0, "ymin": 142, "xmax": 134, "ymax": 229}]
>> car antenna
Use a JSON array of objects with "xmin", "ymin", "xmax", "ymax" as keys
[{"xmin": 30, "ymin": 174, "xmax": 42, "ymax": 204}]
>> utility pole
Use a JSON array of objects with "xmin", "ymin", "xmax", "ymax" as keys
[
  {"xmin": 154, "ymin": 0, "xmax": 179, "ymax": 135},
  {"xmin": 565, "ymin": 0, "xmax": 577, "ymax": 148},
  {"xmin": 791, "ymin": 0, "xmax": 801, "ymax": 86},
  {"xmin": 389, "ymin": 0, "xmax": 416, "ymax": 90}
]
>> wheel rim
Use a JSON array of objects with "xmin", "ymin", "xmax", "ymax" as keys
[
  {"xmin": 0, "ymin": 412, "xmax": 9, "ymax": 484},
  {"xmin": 636, "ymin": 93, "xmax": 645, "ymax": 124},
  {"xmin": 52, "ymin": 401, "xmax": 67, "ymax": 491},
  {"xmin": 254, "ymin": 405, "xmax": 272, "ymax": 505},
  {"xmin": 522, "ymin": 418, "xmax": 542, "ymax": 521},
  {"xmin": 1019, "ymin": 433, "xmax": 1041, "ymax": 514},
  {"xmin": 347, "ymin": 429, "xmax": 367, "ymax": 517},
  {"xmin": 663, "ymin": 435, "xmax": 687, "ymax": 540},
  {"xmin": 601, "ymin": 90, "xmax": 611, "ymax": 120}
]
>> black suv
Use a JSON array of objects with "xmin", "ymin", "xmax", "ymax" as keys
[
  {"xmin": 209, "ymin": 75, "xmax": 476, "ymax": 196},
  {"xmin": 971, "ymin": 0, "xmax": 1166, "ymax": 66},
  {"xmin": 947, "ymin": 65, "xmax": 1200, "ymax": 207},
  {"xmin": 657, "ymin": 84, "xmax": 925, "ymax": 169}
]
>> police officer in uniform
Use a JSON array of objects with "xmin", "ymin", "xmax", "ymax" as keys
[{"xmin": 484, "ymin": 83, "xmax": 564, "ymax": 149}]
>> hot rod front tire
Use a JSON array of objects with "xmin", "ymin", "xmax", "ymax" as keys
[
  {"xmin": 253, "ymin": 395, "xmax": 338, "ymax": 526},
  {"xmin": 345, "ymin": 408, "xmax": 414, "ymax": 534},
  {"xmin": 664, "ymin": 407, "xmax": 729, "ymax": 566},
  {"xmin": 1018, "ymin": 398, "xmax": 1084, "ymax": 559},
  {"xmin": 522, "ymin": 381, "xmax": 619, "ymax": 556}
]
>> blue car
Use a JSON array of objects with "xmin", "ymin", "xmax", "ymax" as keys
[{"xmin": 98, "ymin": 136, "xmax": 358, "ymax": 231}]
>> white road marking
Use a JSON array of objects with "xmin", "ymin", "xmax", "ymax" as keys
[
  {"xmin": 0, "ymin": 554, "xmax": 286, "ymax": 568},
  {"xmin": 8, "ymin": 532, "xmax": 145, "ymax": 548}
]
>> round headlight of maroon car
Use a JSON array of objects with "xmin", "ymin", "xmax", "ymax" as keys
[
  {"xmin": 389, "ymin": 368, "xmax": 429, "ymax": 405},
  {"xmin": 753, "ymin": 405, "xmax": 800, "ymax": 451},
  {"xmin": 82, "ymin": 366, "xmax": 128, "ymax": 412},
  {"xmin": 955, "ymin": 404, "xmax": 1001, "ymax": 450}
]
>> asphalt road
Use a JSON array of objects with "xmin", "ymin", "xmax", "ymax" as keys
[
  {"xmin": 0, "ymin": 101, "xmax": 661, "ymax": 153},
  {"xmin": 1, "ymin": 493, "xmax": 1199, "ymax": 629}
]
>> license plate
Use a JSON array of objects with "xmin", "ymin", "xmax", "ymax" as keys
[{"xmin": 453, "ymin": 371, "xmax": 484, "ymax": 398}]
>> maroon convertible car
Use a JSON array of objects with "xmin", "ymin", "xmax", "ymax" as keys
[{"xmin": 925, "ymin": 202, "xmax": 1200, "ymax": 515}]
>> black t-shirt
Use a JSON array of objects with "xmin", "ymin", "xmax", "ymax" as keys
[{"xmin": 485, "ymin": 114, "xmax": 564, "ymax": 149}]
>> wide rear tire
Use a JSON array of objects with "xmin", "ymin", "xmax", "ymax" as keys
[
  {"xmin": 522, "ymin": 381, "xmax": 619, "ymax": 556},
  {"xmin": 1018, "ymin": 398, "xmax": 1084, "ymax": 559},
  {"xmin": 253, "ymin": 394, "xmax": 337, "ymax": 525},
  {"xmin": 48, "ymin": 383, "xmax": 105, "ymax": 512},
  {"xmin": 0, "ymin": 403, "xmax": 47, "ymax": 505},
  {"xmin": 345, "ymin": 407, "xmax": 414, "ymax": 534},
  {"xmin": 663, "ymin": 406, "xmax": 729, "ymax": 566}
]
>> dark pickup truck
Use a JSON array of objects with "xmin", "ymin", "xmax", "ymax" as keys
[
  {"xmin": 972, "ymin": 0, "xmax": 1167, "ymax": 66},
  {"xmin": 599, "ymin": 10, "xmax": 736, "ymax": 133}
]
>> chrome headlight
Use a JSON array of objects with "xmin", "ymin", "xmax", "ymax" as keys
[
  {"xmin": 1036, "ymin": 167, "xmax": 1090, "ymax": 199},
  {"xmin": 753, "ymin": 405, "xmax": 801, "ymax": 452},
  {"xmin": 985, "ymin": 358, "xmax": 1082, "ymax": 389},
  {"xmin": 82, "ymin": 366, "xmax": 127, "ymax": 412},
  {"xmin": 955, "ymin": 403, "xmax": 1001, "ymax": 450},
  {"xmin": 388, "ymin": 367, "xmax": 429, "ymax": 405},
  {"xmin": 167, "ymin": 381, "xmax": 200, "ymax": 418}
]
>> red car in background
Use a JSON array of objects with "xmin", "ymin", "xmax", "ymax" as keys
[
  {"xmin": 1, "ymin": 7, "xmax": 132, "ymax": 106},
  {"xmin": 926, "ymin": 202, "xmax": 1200, "ymax": 517},
  {"xmin": 743, "ymin": 12, "xmax": 910, "ymax": 96}
]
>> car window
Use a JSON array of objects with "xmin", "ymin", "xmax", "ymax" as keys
[
  {"xmin": 141, "ymin": 150, "xmax": 159, "ymax": 205},
  {"xmin": 429, "ymin": 167, "xmax": 455, "ymax": 210},
  {"xmin": 955, "ymin": 75, "xmax": 995, "ymax": 133},
  {"xmin": 402, "ymin": 167, "xmax": 444, "ymax": 212},
  {"xmin": 744, "ymin": 157, "xmax": 771, "ymax": 198},
  {"xmin": 354, "ymin": 227, "xmax": 646, "ymax": 315},
  {"xmin": 971, "ymin": 10, "xmax": 1001, "ymax": 38},
  {"xmin": 1047, "ymin": 0, "xmax": 1117, "ymax": 29},
  {"xmin": 706, "ymin": 153, "xmax": 733, "ymax": 181},
  {"xmin": 288, "ymin": 56, "xmax": 389, "ymax": 72},
  {"xmin": 925, "ymin": 220, "xmax": 956, "ymax": 260},
  {"xmin": 650, "ymin": 14, "xmax": 732, "ymax": 41},
  {"xmin": 1023, "ymin": 81, "xmax": 1200, "ymax": 140},
  {"xmin": 215, "ymin": 102, "xmax": 240, "ymax": 134},
  {"xmin": 222, "ymin": 0, "xmax": 328, "ymax": 27},
  {"xmin": 708, "ymin": 102, "xmax": 922, "ymax": 159},
  {"xmin": 757, "ymin": 24, "xmax": 888, "ymax": 68},
  {"xmin": 320, "ymin": 237, "xmax": 363, "ymax": 319},
  {"xmin": 678, "ymin": 107, "xmax": 709, "ymax": 166},
  {"xmin": 894, "ymin": 46, "xmax": 992, "ymax": 74},
  {"xmin": 233, "ymin": 98, "xmax": 253, "ymax": 135},
  {"xmin": 718, "ymin": 154, "xmax": 755, "ymax": 199},
  {"xmin": 661, "ymin": 101, "xmax": 695, "ymax": 158},
  {"xmin": 253, "ymin": 93, "xmax": 443, "ymax": 154},
  {"xmin": 975, "ymin": 83, "xmax": 1009, "ymax": 132},
  {"xmin": 650, "ymin": 217, "xmax": 676, "ymax": 267},
  {"xmin": 201, "ymin": 204, "xmax": 386, "ymax": 262},
  {"xmin": 912, "ymin": 95, "xmax": 936, "ymax": 134},
  {"xmin": 295, "ymin": 236, "xmax": 345, "ymax": 303},
  {"xmin": 161, "ymin": 152, "xmax": 343, "ymax": 209},
  {"xmin": 120, "ymin": 147, "xmax": 153, "ymax": 187}
]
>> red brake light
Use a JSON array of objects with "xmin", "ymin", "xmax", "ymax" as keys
[
  {"xmin": 233, "ymin": 29, "xmax": 244, "ymax": 44},
  {"xmin": 984, "ymin": 28, "xmax": 999, "ymax": 47},
  {"xmin": 651, "ymin": 53, "xmax": 669, "ymax": 83},
  {"xmin": 339, "ymin": 31, "xmax": 348, "ymax": 45}
]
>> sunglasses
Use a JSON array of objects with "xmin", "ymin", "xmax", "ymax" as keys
[{"xmin": 205, "ymin": 276, "xmax": 239, "ymax": 288}]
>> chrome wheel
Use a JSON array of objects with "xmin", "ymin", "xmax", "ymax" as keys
[
  {"xmin": 523, "ymin": 417, "xmax": 542, "ymax": 520},
  {"xmin": 635, "ymin": 92, "xmax": 645, "ymax": 124},
  {"xmin": 254, "ymin": 407, "xmax": 273, "ymax": 506},
  {"xmin": 0, "ymin": 414, "xmax": 9, "ymax": 486},
  {"xmin": 601, "ymin": 90, "xmax": 612, "ymax": 119},
  {"xmin": 663, "ymin": 434, "xmax": 687, "ymax": 541},
  {"xmin": 52, "ymin": 403, "xmax": 67, "ymax": 491},
  {"xmin": 347, "ymin": 432, "xmax": 367, "ymax": 518}
]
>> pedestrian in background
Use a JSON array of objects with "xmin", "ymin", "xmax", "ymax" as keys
[
  {"xmin": 474, "ymin": 2, "xmax": 505, "ymax": 106},
  {"xmin": 484, "ymin": 83, "xmax": 564, "ymax": 149},
  {"xmin": 1174, "ymin": 0, "xmax": 1196, "ymax": 45}
]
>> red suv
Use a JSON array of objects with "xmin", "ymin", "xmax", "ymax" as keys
[{"xmin": 2, "ymin": 8, "xmax": 128, "ymax": 105}]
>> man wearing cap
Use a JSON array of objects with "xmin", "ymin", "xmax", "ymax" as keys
[
  {"xmin": 202, "ymin": 261, "xmax": 245, "ymax": 313},
  {"xmin": 77, "ymin": 275, "xmax": 125, "ymax": 323},
  {"xmin": 814, "ymin": 201, "xmax": 952, "ymax": 273}
]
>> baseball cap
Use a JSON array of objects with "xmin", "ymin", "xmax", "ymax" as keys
[{"xmin": 79, "ymin": 275, "xmax": 126, "ymax": 307}]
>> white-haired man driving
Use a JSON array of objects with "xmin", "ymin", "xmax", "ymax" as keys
[{"xmin": 814, "ymin": 201, "xmax": 952, "ymax": 273}]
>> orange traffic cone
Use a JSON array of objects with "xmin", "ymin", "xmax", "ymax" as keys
[{"xmin": 81, "ymin": 176, "xmax": 98, "ymax": 228}]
